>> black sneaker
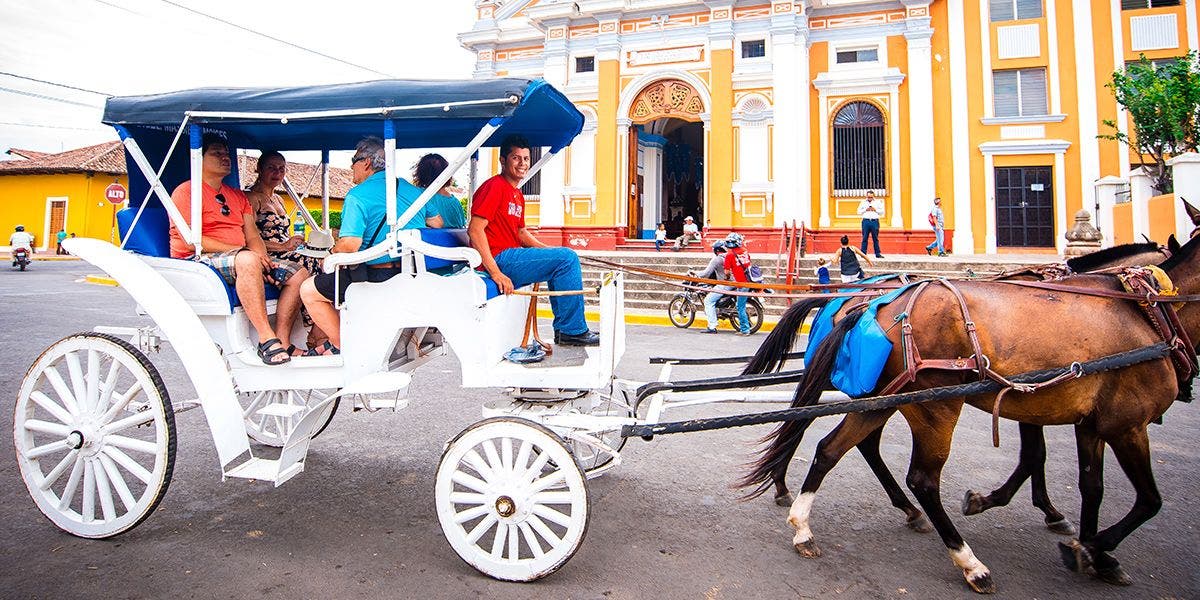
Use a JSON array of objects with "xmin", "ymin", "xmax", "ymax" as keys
[
  {"xmin": 875, "ymin": 254, "xmax": 885, "ymax": 259},
  {"xmin": 555, "ymin": 329, "xmax": 600, "ymax": 346}
]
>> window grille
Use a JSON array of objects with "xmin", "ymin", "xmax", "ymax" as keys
[
  {"xmin": 575, "ymin": 56, "xmax": 595, "ymax": 73},
  {"xmin": 835, "ymin": 48, "xmax": 879, "ymax": 64},
  {"xmin": 741, "ymin": 40, "xmax": 766, "ymax": 59},
  {"xmin": 1121, "ymin": 0, "xmax": 1180, "ymax": 9},
  {"xmin": 993, "ymin": 68, "xmax": 1048, "ymax": 117},
  {"xmin": 832, "ymin": 101, "xmax": 886, "ymax": 194},
  {"xmin": 520, "ymin": 146, "xmax": 543, "ymax": 197},
  {"xmin": 990, "ymin": 0, "xmax": 1042, "ymax": 21}
]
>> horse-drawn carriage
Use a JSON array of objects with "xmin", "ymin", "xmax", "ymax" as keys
[{"xmin": 13, "ymin": 77, "xmax": 1196, "ymax": 592}]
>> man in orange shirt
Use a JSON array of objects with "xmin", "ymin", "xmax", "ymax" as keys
[{"xmin": 169, "ymin": 134, "xmax": 307, "ymax": 365}]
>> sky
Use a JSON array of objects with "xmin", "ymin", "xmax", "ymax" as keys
[{"xmin": 0, "ymin": 0, "xmax": 479, "ymax": 164}]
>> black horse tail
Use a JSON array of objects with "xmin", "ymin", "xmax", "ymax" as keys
[
  {"xmin": 741, "ymin": 296, "xmax": 829, "ymax": 376},
  {"xmin": 738, "ymin": 308, "xmax": 865, "ymax": 498}
]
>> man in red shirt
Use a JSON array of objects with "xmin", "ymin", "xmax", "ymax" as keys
[
  {"xmin": 702, "ymin": 232, "xmax": 752, "ymax": 335},
  {"xmin": 169, "ymin": 134, "xmax": 308, "ymax": 364},
  {"xmin": 468, "ymin": 134, "xmax": 597, "ymax": 346}
]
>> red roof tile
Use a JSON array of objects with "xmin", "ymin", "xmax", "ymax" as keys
[
  {"xmin": 5, "ymin": 148, "xmax": 52, "ymax": 160},
  {"xmin": 238, "ymin": 156, "xmax": 352, "ymax": 200}
]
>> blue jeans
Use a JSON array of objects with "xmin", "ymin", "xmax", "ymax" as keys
[
  {"xmin": 925, "ymin": 227, "xmax": 944, "ymax": 253},
  {"xmin": 494, "ymin": 247, "xmax": 588, "ymax": 335},
  {"xmin": 860, "ymin": 219, "xmax": 881, "ymax": 256},
  {"xmin": 703, "ymin": 285, "xmax": 750, "ymax": 333},
  {"xmin": 655, "ymin": 239, "xmax": 664, "ymax": 251}
]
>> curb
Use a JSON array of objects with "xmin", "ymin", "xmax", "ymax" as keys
[
  {"xmin": 0, "ymin": 254, "xmax": 82, "ymax": 261},
  {"xmin": 84, "ymin": 275, "xmax": 119, "ymax": 287}
]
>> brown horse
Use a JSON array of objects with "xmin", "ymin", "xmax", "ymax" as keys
[
  {"xmin": 742, "ymin": 241, "xmax": 1174, "ymax": 536},
  {"xmin": 739, "ymin": 237, "xmax": 1197, "ymax": 593}
]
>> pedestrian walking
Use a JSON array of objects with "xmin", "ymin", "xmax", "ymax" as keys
[
  {"xmin": 856, "ymin": 190, "xmax": 884, "ymax": 258},
  {"xmin": 55, "ymin": 229, "xmax": 67, "ymax": 255},
  {"xmin": 925, "ymin": 196, "xmax": 946, "ymax": 256}
]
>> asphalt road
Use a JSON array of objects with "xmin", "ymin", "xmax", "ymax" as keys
[{"xmin": 1, "ymin": 261, "xmax": 1197, "ymax": 599}]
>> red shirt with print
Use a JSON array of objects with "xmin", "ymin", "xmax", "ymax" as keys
[
  {"xmin": 471, "ymin": 174, "xmax": 525, "ymax": 256},
  {"xmin": 724, "ymin": 246, "xmax": 750, "ymax": 283}
]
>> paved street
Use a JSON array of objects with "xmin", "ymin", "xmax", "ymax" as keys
[{"xmin": 1, "ymin": 261, "xmax": 1197, "ymax": 599}]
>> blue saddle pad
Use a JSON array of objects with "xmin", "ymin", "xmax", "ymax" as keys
[
  {"xmin": 805, "ymin": 274, "xmax": 903, "ymax": 358},
  {"xmin": 829, "ymin": 283, "xmax": 917, "ymax": 398}
]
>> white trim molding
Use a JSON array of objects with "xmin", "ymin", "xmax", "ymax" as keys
[{"xmin": 980, "ymin": 114, "xmax": 1068, "ymax": 125}]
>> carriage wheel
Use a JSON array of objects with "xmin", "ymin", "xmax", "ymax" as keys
[
  {"xmin": 238, "ymin": 389, "xmax": 338, "ymax": 447},
  {"xmin": 436, "ymin": 417, "xmax": 589, "ymax": 582},
  {"xmin": 567, "ymin": 393, "xmax": 631, "ymax": 476},
  {"xmin": 743, "ymin": 300, "xmax": 765, "ymax": 334},
  {"xmin": 15, "ymin": 333, "xmax": 175, "ymax": 539},
  {"xmin": 667, "ymin": 295, "xmax": 695, "ymax": 329}
]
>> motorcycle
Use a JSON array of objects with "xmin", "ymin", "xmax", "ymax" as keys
[
  {"xmin": 667, "ymin": 283, "xmax": 765, "ymax": 334},
  {"xmin": 12, "ymin": 247, "xmax": 30, "ymax": 271}
]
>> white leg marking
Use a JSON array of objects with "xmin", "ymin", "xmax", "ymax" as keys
[
  {"xmin": 787, "ymin": 492, "xmax": 816, "ymax": 545},
  {"xmin": 949, "ymin": 543, "xmax": 990, "ymax": 581}
]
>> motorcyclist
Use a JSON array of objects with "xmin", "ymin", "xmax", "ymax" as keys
[
  {"xmin": 9, "ymin": 225, "xmax": 35, "ymax": 266},
  {"xmin": 689, "ymin": 241, "xmax": 728, "ymax": 333},
  {"xmin": 705, "ymin": 232, "xmax": 752, "ymax": 335}
]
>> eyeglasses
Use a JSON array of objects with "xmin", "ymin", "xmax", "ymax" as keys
[
  {"xmin": 215, "ymin": 193, "xmax": 231, "ymax": 217},
  {"xmin": 352, "ymin": 155, "xmax": 369, "ymax": 166}
]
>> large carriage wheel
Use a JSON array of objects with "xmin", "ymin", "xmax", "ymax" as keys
[
  {"xmin": 436, "ymin": 418, "xmax": 589, "ymax": 582},
  {"xmin": 667, "ymin": 295, "xmax": 695, "ymax": 329},
  {"xmin": 238, "ymin": 389, "xmax": 338, "ymax": 447},
  {"xmin": 15, "ymin": 333, "xmax": 175, "ymax": 538}
]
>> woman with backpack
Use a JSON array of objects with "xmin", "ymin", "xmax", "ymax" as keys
[{"xmin": 703, "ymin": 232, "xmax": 754, "ymax": 335}]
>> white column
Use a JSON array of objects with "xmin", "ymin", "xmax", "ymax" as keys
[
  {"xmin": 1072, "ymin": 0, "xmax": 1101, "ymax": 223},
  {"xmin": 905, "ymin": 25, "xmax": 936, "ymax": 230},
  {"xmin": 1110, "ymin": 0, "xmax": 1131, "ymax": 178},
  {"xmin": 1054, "ymin": 151, "xmax": 1068, "ymax": 253},
  {"xmin": 888, "ymin": 88, "xmax": 903, "ymax": 228},
  {"xmin": 818, "ymin": 90, "xmax": 831, "ymax": 227},
  {"xmin": 1129, "ymin": 166, "xmax": 1154, "ymax": 241},
  {"xmin": 948, "ymin": 0, "xmax": 975, "ymax": 253},
  {"xmin": 984, "ymin": 153, "xmax": 997, "ymax": 253},
  {"xmin": 617, "ymin": 118, "xmax": 631, "ymax": 227},
  {"xmin": 1093, "ymin": 175, "xmax": 1126, "ymax": 247},
  {"xmin": 1167, "ymin": 152, "xmax": 1200, "ymax": 241},
  {"xmin": 770, "ymin": 13, "xmax": 810, "ymax": 226},
  {"xmin": 537, "ymin": 28, "xmax": 569, "ymax": 228}
]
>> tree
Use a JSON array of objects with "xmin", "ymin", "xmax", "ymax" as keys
[{"xmin": 1101, "ymin": 52, "xmax": 1200, "ymax": 193}]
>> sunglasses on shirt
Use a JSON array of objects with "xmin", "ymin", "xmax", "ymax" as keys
[{"xmin": 215, "ymin": 193, "xmax": 231, "ymax": 217}]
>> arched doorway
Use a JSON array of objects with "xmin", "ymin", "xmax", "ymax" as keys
[{"xmin": 627, "ymin": 79, "xmax": 705, "ymax": 239}]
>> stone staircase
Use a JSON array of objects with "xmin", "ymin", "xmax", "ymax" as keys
[{"xmin": 574, "ymin": 249, "xmax": 1065, "ymax": 319}]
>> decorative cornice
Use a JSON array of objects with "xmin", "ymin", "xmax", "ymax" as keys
[
  {"xmin": 978, "ymin": 139, "xmax": 1072, "ymax": 155},
  {"xmin": 980, "ymin": 114, "xmax": 1068, "ymax": 125}
]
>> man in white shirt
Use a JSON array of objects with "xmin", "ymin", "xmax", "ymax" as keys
[
  {"xmin": 673, "ymin": 216, "xmax": 700, "ymax": 250},
  {"xmin": 9, "ymin": 225, "xmax": 35, "ymax": 253},
  {"xmin": 856, "ymin": 190, "xmax": 884, "ymax": 258}
]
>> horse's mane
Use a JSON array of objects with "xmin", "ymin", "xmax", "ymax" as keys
[
  {"xmin": 1065, "ymin": 242, "xmax": 1161, "ymax": 273},
  {"xmin": 1160, "ymin": 234, "xmax": 1200, "ymax": 272}
]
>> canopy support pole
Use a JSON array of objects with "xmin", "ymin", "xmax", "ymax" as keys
[
  {"xmin": 321, "ymin": 150, "xmax": 330, "ymax": 229},
  {"xmin": 384, "ymin": 120, "xmax": 397, "ymax": 227},
  {"xmin": 519, "ymin": 147, "xmax": 558, "ymax": 189},
  {"xmin": 394, "ymin": 120, "xmax": 502, "ymax": 229},
  {"xmin": 118, "ymin": 133, "xmax": 194, "ymax": 246},
  {"xmin": 469, "ymin": 150, "xmax": 478, "ymax": 198},
  {"xmin": 188, "ymin": 125, "xmax": 203, "ymax": 256},
  {"xmin": 117, "ymin": 117, "xmax": 190, "ymax": 250}
]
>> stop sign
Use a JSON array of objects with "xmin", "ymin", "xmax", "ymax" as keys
[{"xmin": 104, "ymin": 183, "xmax": 127, "ymax": 205}]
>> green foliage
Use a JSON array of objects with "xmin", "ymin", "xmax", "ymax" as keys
[
  {"xmin": 307, "ymin": 209, "xmax": 342, "ymax": 230},
  {"xmin": 1101, "ymin": 52, "xmax": 1200, "ymax": 193}
]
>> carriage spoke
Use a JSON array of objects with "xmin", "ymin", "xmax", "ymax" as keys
[
  {"xmin": 57, "ymin": 456, "xmax": 84, "ymax": 511},
  {"xmin": 530, "ymin": 491, "xmax": 575, "ymax": 504},
  {"xmin": 526, "ymin": 513, "xmax": 562, "ymax": 547},
  {"xmin": 514, "ymin": 439, "xmax": 532, "ymax": 475},
  {"xmin": 519, "ymin": 522, "xmax": 544, "ymax": 558},
  {"xmin": 82, "ymin": 460, "xmax": 96, "ymax": 522},
  {"xmin": 106, "ymin": 435, "xmax": 159, "ymax": 455},
  {"xmin": 465, "ymin": 513, "xmax": 498, "ymax": 545},
  {"xmin": 100, "ymin": 381, "xmax": 143, "ymax": 424},
  {"xmin": 44, "ymin": 367, "xmax": 80, "ymax": 418},
  {"xmin": 102, "ymin": 446, "xmax": 153, "ymax": 485},
  {"xmin": 65, "ymin": 352, "xmax": 88, "ymax": 414},
  {"xmin": 489, "ymin": 520, "xmax": 508, "ymax": 558},
  {"xmin": 85, "ymin": 350, "xmax": 100, "ymax": 415},
  {"xmin": 94, "ymin": 358, "xmax": 121, "ymax": 416},
  {"xmin": 29, "ymin": 391, "xmax": 74, "ymax": 426},
  {"xmin": 450, "ymin": 470, "xmax": 489, "ymax": 494},
  {"xmin": 241, "ymin": 391, "xmax": 269, "ymax": 418},
  {"xmin": 520, "ymin": 450, "xmax": 551, "ymax": 484},
  {"xmin": 500, "ymin": 437, "xmax": 513, "ymax": 472},
  {"xmin": 453, "ymin": 503, "xmax": 492, "ymax": 524},
  {"xmin": 25, "ymin": 439, "xmax": 71, "ymax": 460},
  {"xmin": 448, "ymin": 491, "xmax": 486, "ymax": 505},
  {"xmin": 92, "ymin": 457, "xmax": 117, "ymax": 521},
  {"xmin": 39, "ymin": 449, "xmax": 80, "ymax": 490},
  {"xmin": 102, "ymin": 410, "xmax": 154, "ymax": 435},
  {"xmin": 462, "ymin": 450, "xmax": 494, "ymax": 480},
  {"xmin": 481, "ymin": 440, "xmax": 502, "ymax": 473},
  {"xmin": 23, "ymin": 419, "xmax": 71, "ymax": 437},
  {"xmin": 530, "ymin": 503, "xmax": 572, "ymax": 528},
  {"xmin": 529, "ymin": 470, "xmax": 566, "ymax": 494},
  {"xmin": 507, "ymin": 523, "xmax": 519, "ymax": 559},
  {"xmin": 98, "ymin": 453, "xmax": 137, "ymax": 512}
]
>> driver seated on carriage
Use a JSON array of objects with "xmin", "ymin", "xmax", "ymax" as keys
[{"xmin": 168, "ymin": 133, "xmax": 309, "ymax": 366}]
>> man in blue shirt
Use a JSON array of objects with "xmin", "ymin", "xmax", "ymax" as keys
[{"xmin": 300, "ymin": 136, "xmax": 442, "ymax": 353}]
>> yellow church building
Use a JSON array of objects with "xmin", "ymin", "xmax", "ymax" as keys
[{"xmin": 460, "ymin": 0, "xmax": 1200, "ymax": 254}]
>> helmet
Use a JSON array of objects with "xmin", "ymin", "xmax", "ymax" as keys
[
  {"xmin": 711, "ymin": 241, "xmax": 727, "ymax": 254},
  {"xmin": 15, "ymin": 225, "xmax": 24, "ymax": 232},
  {"xmin": 724, "ymin": 232, "xmax": 744, "ymax": 248}
]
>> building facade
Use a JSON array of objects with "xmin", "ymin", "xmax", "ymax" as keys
[{"xmin": 460, "ymin": 0, "xmax": 1200, "ymax": 253}]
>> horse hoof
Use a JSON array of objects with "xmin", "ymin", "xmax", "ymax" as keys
[
  {"xmin": 906, "ymin": 514, "xmax": 934, "ymax": 534},
  {"xmin": 775, "ymin": 493, "xmax": 795, "ymax": 507},
  {"xmin": 1058, "ymin": 540, "xmax": 1092, "ymax": 573},
  {"xmin": 966, "ymin": 572, "xmax": 996, "ymax": 594},
  {"xmin": 1045, "ymin": 518, "xmax": 1077, "ymax": 537},
  {"xmin": 1094, "ymin": 565, "xmax": 1133, "ymax": 586},
  {"xmin": 794, "ymin": 539, "xmax": 823, "ymax": 558},
  {"xmin": 961, "ymin": 490, "xmax": 986, "ymax": 516}
]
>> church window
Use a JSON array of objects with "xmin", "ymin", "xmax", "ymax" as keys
[
  {"xmin": 832, "ymin": 101, "xmax": 886, "ymax": 194},
  {"xmin": 1121, "ymin": 0, "xmax": 1180, "ymax": 9},
  {"xmin": 992, "ymin": 68, "xmax": 1047, "ymax": 117},
  {"xmin": 835, "ymin": 48, "xmax": 878, "ymax": 64},
  {"xmin": 990, "ymin": 0, "xmax": 1042, "ymax": 21},
  {"xmin": 575, "ymin": 56, "xmax": 595, "ymax": 73},
  {"xmin": 741, "ymin": 40, "xmax": 766, "ymax": 59}
]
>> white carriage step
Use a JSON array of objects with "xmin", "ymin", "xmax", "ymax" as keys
[
  {"xmin": 338, "ymin": 371, "xmax": 412, "ymax": 397},
  {"xmin": 256, "ymin": 403, "xmax": 308, "ymax": 418},
  {"xmin": 224, "ymin": 457, "xmax": 304, "ymax": 486}
]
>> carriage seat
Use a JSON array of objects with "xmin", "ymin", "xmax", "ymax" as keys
[
  {"xmin": 417, "ymin": 228, "xmax": 501, "ymax": 300},
  {"xmin": 117, "ymin": 205, "xmax": 282, "ymax": 313}
]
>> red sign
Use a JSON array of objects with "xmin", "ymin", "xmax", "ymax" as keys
[{"xmin": 104, "ymin": 183, "xmax": 128, "ymax": 205}]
